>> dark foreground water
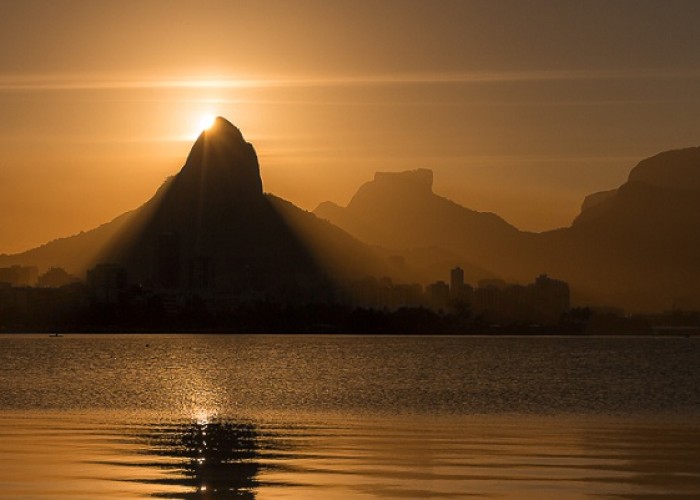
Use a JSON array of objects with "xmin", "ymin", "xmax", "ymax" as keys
[{"xmin": 1, "ymin": 334, "xmax": 699, "ymax": 498}]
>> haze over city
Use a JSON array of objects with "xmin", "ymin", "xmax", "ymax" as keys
[{"xmin": 2, "ymin": 0, "xmax": 700, "ymax": 254}]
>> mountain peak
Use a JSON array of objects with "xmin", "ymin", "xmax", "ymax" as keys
[
  {"xmin": 372, "ymin": 168, "xmax": 434, "ymax": 194},
  {"xmin": 628, "ymin": 146, "xmax": 700, "ymax": 192},
  {"xmin": 201, "ymin": 116, "xmax": 245, "ymax": 141},
  {"xmin": 179, "ymin": 116, "xmax": 263, "ymax": 200}
]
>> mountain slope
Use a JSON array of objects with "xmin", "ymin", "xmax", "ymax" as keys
[
  {"xmin": 315, "ymin": 169, "xmax": 521, "ymax": 281},
  {"xmin": 1, "ymin": 118, "xmax": 389, "ymax": 299},
  {"xmin": 535, "ymin": 148, "xmax": 700, "ymax": 310}
]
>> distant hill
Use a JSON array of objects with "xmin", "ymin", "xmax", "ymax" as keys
[
  {"xmin": 628, "ymin": 146, "xmax": 700, "ymax": 192},
  {"xmin": 0, "ymin": 118, "xmax": 389, "ymax": 301},
  {"xmin": 315, "ymin": 149, "xmax": 700, "ymax": 312},
  {"xmin": 538, "ymin": 147, "xmax": 700, "ymax": 310},
  {"xmin": 315, "ymin": 169, "xmax": 519, "ymax": 284},
  {"xmin": 0, "ymin": 211, "xmax": 135, "ymax": 276}
]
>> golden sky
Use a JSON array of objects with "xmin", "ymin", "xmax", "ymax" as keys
[{"xmin": 1, "ymin": 0, "xmax": 700, "ymax": 253}]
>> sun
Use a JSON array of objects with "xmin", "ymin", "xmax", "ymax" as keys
[
  {"xmin": 188, "ymin": 113, "xmax": 218, "ymax": 139},
  {"xmin": 197, "ymin": 113, "xmax": 217, "ymax": 132}
]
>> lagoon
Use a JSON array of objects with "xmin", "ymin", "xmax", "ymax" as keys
[{"xmin": 1, "ymin": 334, "xmax": 699, "ymax": 498}]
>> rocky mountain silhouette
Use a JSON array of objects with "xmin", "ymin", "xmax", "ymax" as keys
[
  {"xmin": 315, "ymin": 169, "xmax": 519, "ymax": 284},
  {"xmin": 0, "ymin": 117, "xmax": 388, "ymax": 301},
  {"xmin": 315, "ymin": 150, "xmax": 700, "ymax": 312},
  {"xmin": 2, "ymin": 121, "xmax": 698, "ymax": 312},
  {"xmin": 537, "ymin": 147, "xmax": 700, "ymax": 310}
]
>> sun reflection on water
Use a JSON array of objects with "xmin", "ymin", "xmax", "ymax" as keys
[{"xmin": 193, "ymin": 408, "xmax": 213, "ymax": 426}]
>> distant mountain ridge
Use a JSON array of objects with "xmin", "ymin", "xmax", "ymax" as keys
[
  {"xmin": 575, "ymin": 146, "xmax": 700, "ymax": 225},
  {"xmin": 629, "ymin": 146, "xmax": 700, "ymax": 192},
  {"xmin": 1, "ymin": 120, "xmax": 698, "ymax": 312},
  {"xmin": 314, "ymin": 148, "xmax": 700, "ymax": 312},
  {"xmin": 315, "ymin": 168, "xmax": 519, "ymax": 283},
  {"xmin": 547, "ymin": 147, "xmax": 700, "ymax": 310}
]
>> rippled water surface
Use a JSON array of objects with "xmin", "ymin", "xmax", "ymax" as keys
[{"xmin": 1, "ymin": 334, "xmax": 699, "ymax": 498}]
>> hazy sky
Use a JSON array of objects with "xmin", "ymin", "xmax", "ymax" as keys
[{"xmin": 1, "ymin": 0, "xmax": 700, "ymax": 253}]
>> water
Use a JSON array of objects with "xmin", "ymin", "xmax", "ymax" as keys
[{"xmin": 1, "ymin": 334, "xmax": 699, "ymax": 498}]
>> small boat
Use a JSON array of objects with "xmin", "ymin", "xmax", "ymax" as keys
[{"xmin": 49, "ymin": 333, "xmax": 64, "ymax": 338}]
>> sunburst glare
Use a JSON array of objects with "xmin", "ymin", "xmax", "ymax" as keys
[{"xmin": 197, "ymin": 113, "xmax": 217, "ymax": 132}]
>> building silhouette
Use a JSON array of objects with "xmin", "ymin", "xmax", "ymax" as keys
[
  {"xmin": 532, "ymin": 274, "xmax": 570, "ymax": 324},
  {"xmin": 427, "ymin": 280, "xmax": 450, "ymax": 310},
  {"xmin": 37, "ymin": 267, "xmax": 79, "ymax": 288},
  {"xmin": 156, "ymin": 232, "xmax": 181, "ymax": 289},
  {"xmin": 87, "ymin": 263, "xmax": 128, "ymax": 304},
  {"xmin": 450, "ymin": 266, "xmax": 464, "ymax": 297},
  {"xmin": 0, "ymin": 265, "xmax": 38, "ymax": 287}
]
